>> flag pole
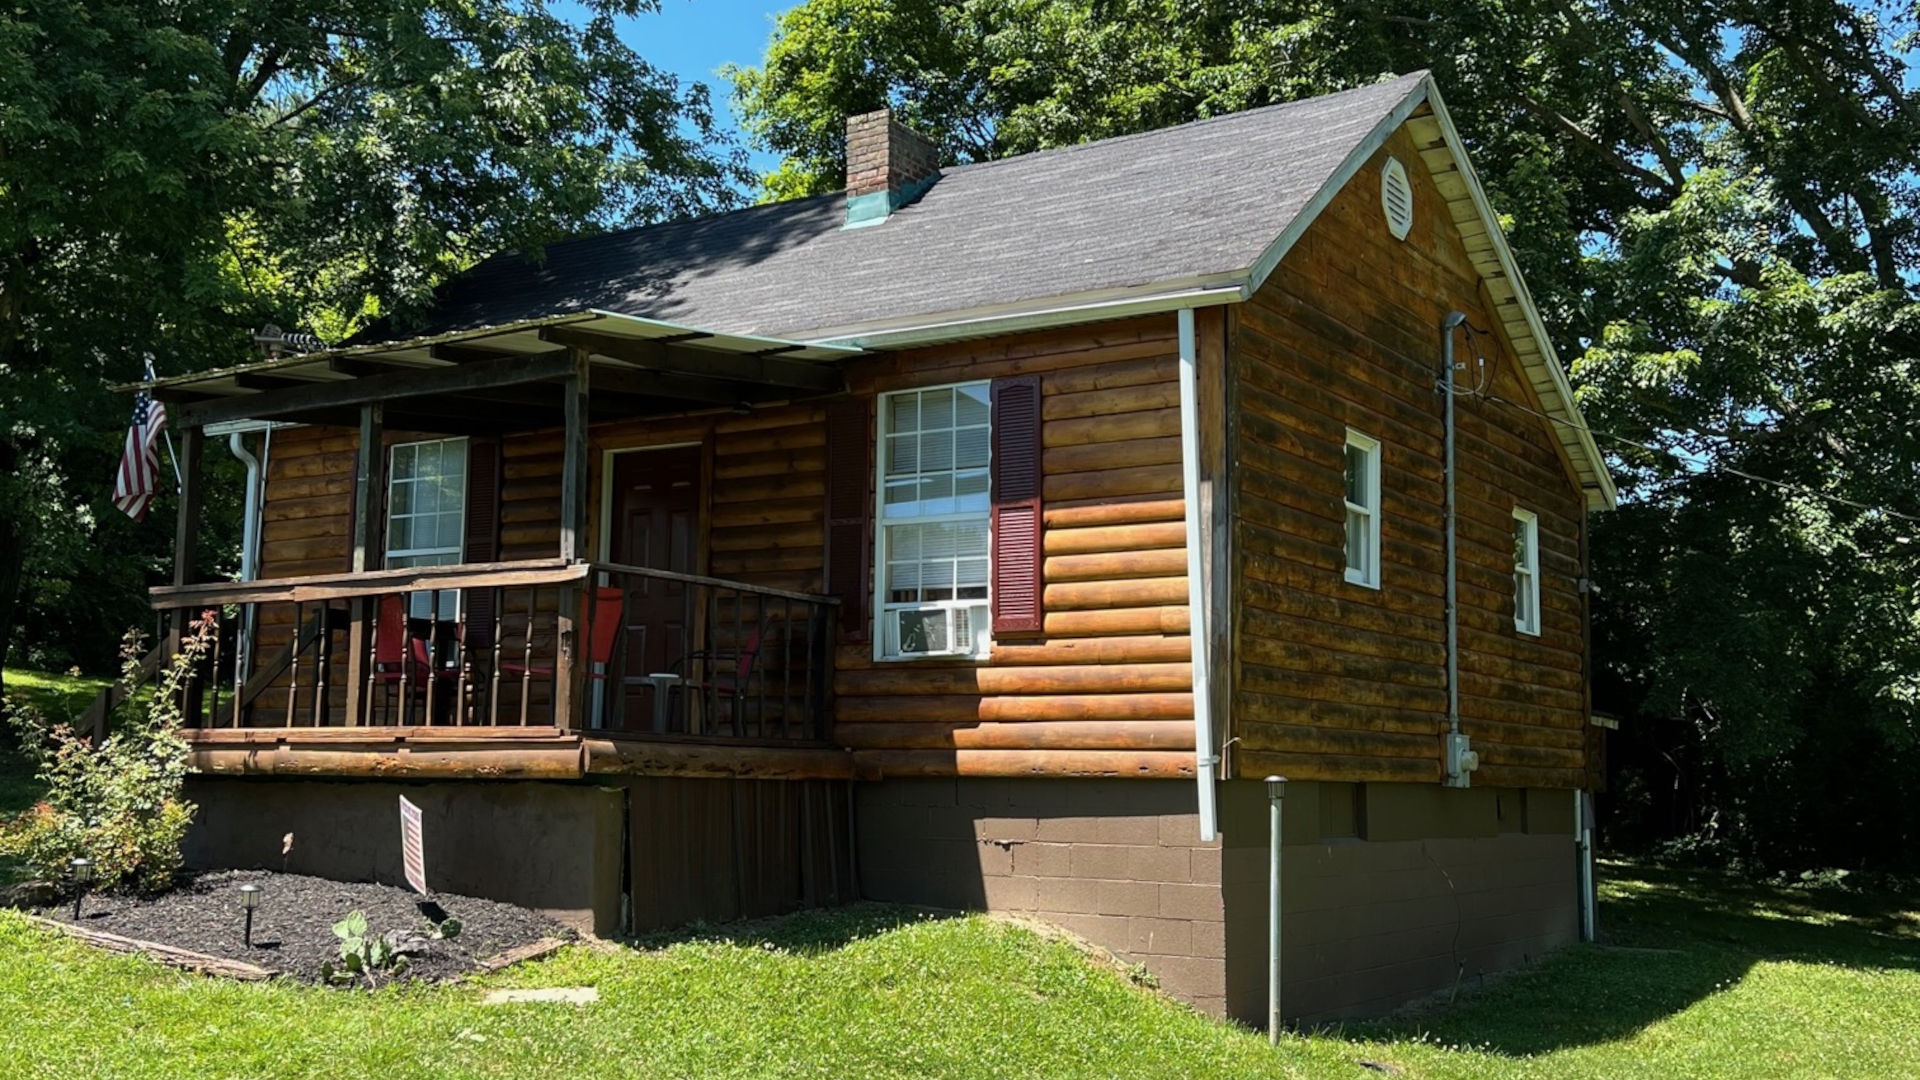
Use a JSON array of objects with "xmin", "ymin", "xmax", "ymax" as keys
[{"xmin": 145, "ymin": 354, "xmax": 183, "ymax": 493}]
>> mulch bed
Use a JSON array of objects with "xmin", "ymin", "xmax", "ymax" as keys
[{"xmin": 36, "ymin": 869, "xmax": 571, "ymax": 984}]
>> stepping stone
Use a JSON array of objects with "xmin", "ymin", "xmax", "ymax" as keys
[{"xmin": 480, "ymin": 987, "xmax": 598, "ymax": 1005}]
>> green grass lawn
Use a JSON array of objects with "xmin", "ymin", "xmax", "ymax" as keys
[
  {"xmin": 2, "ymin": 667, "xmax": 112, "ymax": 730},
  {"xmin": 0, "ymin": 862, "xmax": 1915, "ymax": 1080},
  {"xmin": 0, "ymin": 665, "xmax": 1915, "ymax": 1078}
]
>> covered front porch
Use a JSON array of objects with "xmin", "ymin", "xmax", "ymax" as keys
[{"xmin": 144, "ymin": 311, "xmax": 861, "ymax": 781}]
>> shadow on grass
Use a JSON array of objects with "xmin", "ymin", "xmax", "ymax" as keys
[
  {"xmin": 1350, "ymin": 861, "xmax": 1920, "ymax": 1058},
  {"xmin": 621, "ymin": 902, "xmax": 958, "ymax": 955}
]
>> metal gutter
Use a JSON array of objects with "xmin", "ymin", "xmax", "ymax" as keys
[{"xmin": 810, "ymin": 284, "xmax": 1244, "ymax": 351}]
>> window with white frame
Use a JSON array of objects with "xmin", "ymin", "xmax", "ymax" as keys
[
  {"xmin": 386, "ymin": 437, "xmax": 468, "ymax": 617},
  {"xmin": 876, "ymin": 383, "xmax": 992, "ymax": 658},
  {"xmin": 1343, "ymin": 429, "xmax": 1381, "ymax": 588},
  {"xmin": 1512, "ymin": 507, "xmax": 1540, "ymax": 635}
]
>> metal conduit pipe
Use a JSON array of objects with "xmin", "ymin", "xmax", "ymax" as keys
[{"xmin": 1439, "ymin": 312, "xmax": 1478, "ymax": 787}]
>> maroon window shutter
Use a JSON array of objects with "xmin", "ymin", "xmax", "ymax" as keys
[
  {"xmin": 990, "ymin": 376, "xmax": 1044, "ymax": 635},
  {"xmin": 824, "ymin": 398, "xmax": 873, "ymax": 643},
  {"xmin": 462, "ymin": 437, "xmax": 502, "ymax": 646}
]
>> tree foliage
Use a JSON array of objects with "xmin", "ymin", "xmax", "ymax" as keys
[
  {"xmin": 734, "ymin": 0, "xmax": 1920, "ymax": 870},
  {"xmin": 0, "ymin": 0, "xmax": 748, "ymax": 683}
]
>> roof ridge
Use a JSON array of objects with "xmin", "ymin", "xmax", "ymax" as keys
[{"xmin": 917, "ymin": 70, "xmax": 1429, "ymax": 181}]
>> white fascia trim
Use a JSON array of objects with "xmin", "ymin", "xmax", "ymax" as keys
[
  {"xmin": 806, "ymin": 283, "xmax": 1244, "ymax": 350},
  {"xmin": 202, "ymin": 419, "xmax": 293, "ymax": 437},
  {"xmin": 1421, "ymin": 84, "xmax": 1619, "ymax": 511}
]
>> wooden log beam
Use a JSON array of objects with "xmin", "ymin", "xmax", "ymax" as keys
[
  {"xmin": 1042, "ymin": 498, "xmax": 1184, "ymax": 529},
  {"xmin": 834, "ymin": 661, "xmax": 1191, "ymax": 697},
  {"xmin": 835, "ymin": 692, "xmax": 1192, "ymax": 723},
  {"xmin": 852, "ymin": 748, "xmax": 1195, "ymax": 779},
  {"xmin": 538, "ymin": 327, "xmax": 844, "ymax": 393},
  {"xmin": 1042, "ymin": 605, "xmax": 1190, "ymax": 636},
  {"xmin": 1044, "ymin": 521, "xmax": 1187, "ymax": 555},
  {"xmin": 1041, "ymin": 576, "xmax": 1188, "ymax": 611},
  {"xmin": 837, "ymin": 720, "xmax": 1195, "ymax": 751},
  {"xmin": 187, "ymin": 743, "xmax": 586, "ymax": 779},
  {"xmin": 583, "ymin": 737, "xmax": 854, "ymax": 780},
  {"xmin": 174, "ymin": 351, "xmax": 577, "ymax": 427},
  {"xmin": 1043, "ymin": 549, "xmax": 1186, "ymax": 583}
]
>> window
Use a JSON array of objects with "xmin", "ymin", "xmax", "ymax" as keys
[
  {"xmin": 1512, "ymin": 507, "xmax": 1540, "ymax": 635},
  {"xmin": 1343, "ymin": 429, "xmax": 1381, "ymax": 588},
  {"xmin": 386, "ymin": 437, "xmax": 468, "ymax": 617},
  {"xmin": 876, "ymin": 383, "xmax": 992, "ymax": 658}
]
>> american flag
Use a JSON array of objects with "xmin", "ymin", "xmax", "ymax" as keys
[{"xmin": 113, "ymin": 390, "xmax": 169, "ymax": 522}]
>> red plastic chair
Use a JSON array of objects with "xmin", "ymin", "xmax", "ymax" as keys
[
  {"xmin": 676, "ymin": 621, "xmax": 767, "ymax": 732},
  {"xmin": 500, "ymin": 586, "xmax": 625, "ymax": 680},
  {"xmin": 372, "ymin": 594, "xmax": 436, "ymax": 686}
]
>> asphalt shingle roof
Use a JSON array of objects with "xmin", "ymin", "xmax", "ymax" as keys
[{"xmin": 403, "ymin": 73, "xmax": 1428, "ymax": 343}]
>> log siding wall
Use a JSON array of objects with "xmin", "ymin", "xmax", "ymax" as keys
[
  {"xmin": 1228, "ymin": 125, "xmax": 1589, "ymax": 789},
  {"xmin": 838, "ymin": 318, "xmax": 1198, "ymax": 779}
]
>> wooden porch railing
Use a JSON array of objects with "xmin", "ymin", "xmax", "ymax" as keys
[{"xmin": 147, "ymin": 560, "xmax": 837, "ymax": 741}]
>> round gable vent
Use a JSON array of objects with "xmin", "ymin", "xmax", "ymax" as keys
[{"xmin": 1381, "ymin": 156, "xmax": 1414, "ymax": 241}]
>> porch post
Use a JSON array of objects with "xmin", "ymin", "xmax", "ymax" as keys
[
  {"xmin": 554, "ymin": 348, "xmax": 591, "ymax": 730},
  {"xmin": 559, "ymin": 347, "xmax": 590, "ymax": 562},
  {"xmin": 344, "ymin": 403, "xmax": 383, "ymax": 725},
  {"xmin": 350, "ymin": 403, "xmax": 384, "ymax": 573},
  {"xmin": 171, "ymin": 425, "xmax": 204, "ymax": 589}
]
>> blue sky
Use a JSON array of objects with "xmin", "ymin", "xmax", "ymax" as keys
[{"xmin": 591, "ymin": 0, "xmax": 790, "ymax": 176}]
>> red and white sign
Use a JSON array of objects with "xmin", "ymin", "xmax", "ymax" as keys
[{"xmin": 399, "ymin": 796, "xmax": 427, "ymax": 895}]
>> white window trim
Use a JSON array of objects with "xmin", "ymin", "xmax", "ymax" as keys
[
  {"xmin": 872, "ymin": 381, "xmax": 993, "ymax": 662},
  {"xmin": 1513, "ymin": 506, "xmax": 1541, "ymax": 636},
  {"xmin": 1343, "ymin": 429, "xmax": 1382, "ymax": 589},
  {"xmin": 385, "ymin": 436, "xmax": 469, "ymax": 618}
]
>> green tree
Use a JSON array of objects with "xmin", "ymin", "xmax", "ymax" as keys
[
  {"xmin": 733, "ymin": 0, "xmax": 1920, "ymax": 870},
  {"xmin": 0, "ymin": 1, "xmax": 747, "ymax": 688}
]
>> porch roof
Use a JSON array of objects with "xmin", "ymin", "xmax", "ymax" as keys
[{"xmin": 127, "ymin": 310, "xmax": 863, "ymax": 434}]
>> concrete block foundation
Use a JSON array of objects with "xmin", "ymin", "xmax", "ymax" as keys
[{"xmin": 856, "ymin": 777, "xmax": 1581, "ymax": 1024}]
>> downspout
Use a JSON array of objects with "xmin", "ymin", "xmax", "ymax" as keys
[
  {"xmin": 1177, "ymin": 308, "xmax": 1219, "ymax": 840},
  {"xmin": 1266, "ymin": 775, "xmax": 1287, "ymax": 1042},
  {"xmin": 228, "ymin": 431, "xmax": 264, "ymax": 689},
  {"xmin": 1440, "ymin": 313, "xmax": 1477, "ymax": 787},
  {"xmin": 1577, "ymin": 790, "xmax": 1597, "ymax": 941},
  {"xmin": 228, "ymin": 432, "xmax": 262, "ymax": 582}
]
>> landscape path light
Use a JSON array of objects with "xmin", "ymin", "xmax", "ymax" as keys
[
  {"xmin": 69, "ymin": 858, "xmax": 93, "ymax": 921},
  {"xmin": 238, "ymin": 883, "xmax": 263, "ymax": 948}
]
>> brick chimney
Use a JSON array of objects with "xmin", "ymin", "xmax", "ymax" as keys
[{"xmin": 844, "ymin": 109, "xmax": 941, "ymax": 228}]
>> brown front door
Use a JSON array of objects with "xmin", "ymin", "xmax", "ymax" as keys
[{"xmin": 608, "ymin": 445, "xmax": 702, "ymax": 730}]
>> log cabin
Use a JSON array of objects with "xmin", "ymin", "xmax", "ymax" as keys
[{"xmin": 128, "ymin": 71, "xmax": 1615, "ymax": 1023}]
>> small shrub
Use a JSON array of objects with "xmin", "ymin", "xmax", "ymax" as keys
[{"xmin": 0, "ymin": 620, "xmax": 210, "ymax": 894}]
